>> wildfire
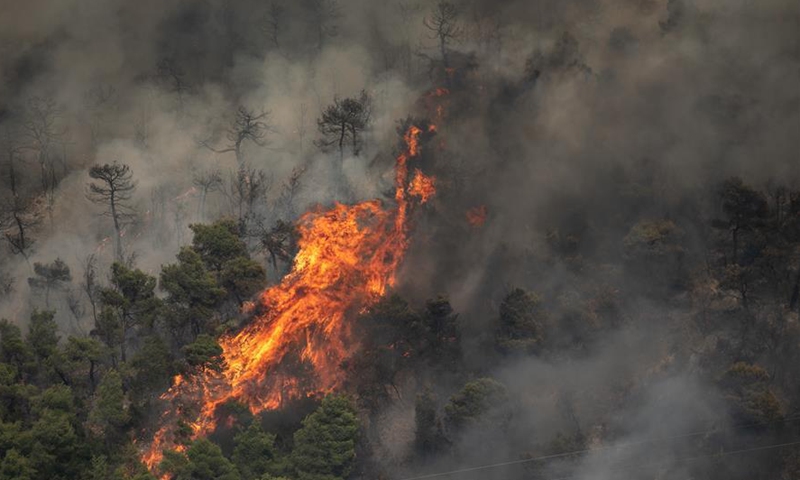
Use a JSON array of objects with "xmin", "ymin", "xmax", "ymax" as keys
[
  {"xmin": 423, "ymin": 87, "xmax": 450, "ymax": 123},
  {"xmin": 141, "ymin": 124, "xmax": 435, "ymax": 475},
  {"xmin": 466, "ymin": 205, "xmax": 488, "ymax": 227},
  {"xmin": 408, "ymin": 169, "xmax": 436, "ymax": 204}
]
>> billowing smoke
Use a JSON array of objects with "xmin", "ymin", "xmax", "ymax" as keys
[{"xmin": 0, "ymin": 0, "xmax": 798, "ymax": 479}]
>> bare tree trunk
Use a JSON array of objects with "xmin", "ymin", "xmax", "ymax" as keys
[
  {"xmin": 235, "ymin": 138, "xmax": 244, "ymax": 167},
  {"xmin": 199, "ymin": 189, "xmax": 208, "ymax": 221},
  {"xmin": 110, "ymin": 188, "xmax": 123, "ymax": 261},
  {"xmin": 338, "ymin": 122, "xmax": 346, "ymax": 163},
  {"xmin": 440, "ymin": 35, "xmax": 448, "ymax": 69}
]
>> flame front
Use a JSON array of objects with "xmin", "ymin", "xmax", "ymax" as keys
[
  {"xmin": 409, "ymin": 169, "xmax": 436, "ymax": 204},
  {"xmin": 142, "ymin": 125, "xmax": 433, "ymax": 475}
]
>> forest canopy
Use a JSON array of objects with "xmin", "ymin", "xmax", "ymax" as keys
[{"xmin": 0, "ymin": 0, "xmax": 799, "ymax": 479}]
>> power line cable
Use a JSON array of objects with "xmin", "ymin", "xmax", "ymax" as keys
[
  {"xmin": 544, "ymin": 439, "xmax": 800, "ymax": 480},
  {"xmin": 398, "ymin": 413, "xmax": 800, "ymax": 480}
]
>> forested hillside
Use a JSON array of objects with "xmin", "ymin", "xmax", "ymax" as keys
[{"xmin": 1, "ymin": 1, "xmax": 799, "ymax": 479}]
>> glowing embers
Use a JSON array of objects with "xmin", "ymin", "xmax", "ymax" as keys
[{"xmin": 409, "ymin": 169, "xmax": 436, "ymax": 204}]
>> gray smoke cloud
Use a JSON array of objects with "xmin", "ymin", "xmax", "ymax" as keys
[{"xmin": 0, "ymin": 0, "xmax": 798, "ymax": 478}]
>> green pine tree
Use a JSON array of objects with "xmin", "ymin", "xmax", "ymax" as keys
[{"xmin": 291, "ymin": 395, "xmax": 359, "ymax": 480}]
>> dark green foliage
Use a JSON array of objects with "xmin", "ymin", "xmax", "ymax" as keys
[
  {"xmin": 130, "ymin": 473, "xmax": 159, "ymax": 480},
  {"xmin": 0, "ymin": 449, "xmax": 35, "ymax": 480},
  {"xmin": 187, "ymin": 219, "xmax": 266, "ymax": 303},
  {"xmin": 0, "ymin": 364, "xmax": 21, "ymax": 420},
  {"xmin": 414, "ymin": 389, "xmax": 446, "ymax": 456},
  {"xmin": 27, "ymin": 259, "xmax": 71, "ymax": 308},
  {"xmin": 25, "ymin": 310, "xmax": 61, "ymax": 385},
  {"xmin": 101, "ymin": 264, "xmax": 160, "ymax": 318},
  {"xmin": 28, "ymin": 408, "xmax": 83, "ymax": 479},
  {"xmin": 62, "ymin": 336, "xmax": 104, "ymax": 390},
  {"xmin": 89, "ymin": 370, "xmax": 129, "ymax": 433},
  {"xmin": 98, "ymin": 263, "xmax": 161, "ymax": 362},
  {"xmin": 26, "ymin": 310, "xmax": 59, "ymax": 362},
  {"xmin": 0, "ymin": 377, "xmax": 35, "ymax": 425},
  {"xmin": 232, "ymin": 422, "xmax": 278, "ymax": 480},
  {"xmin": 220, "ymin": 257, "xmax": 266, "ymax": 303},
  {"xmin": 86, "ymin": 455, "xmax": 109, "ymax": 480},
  {"xmin": 363, "ymin": 294, "xmax": 424, "ymax": 352},
  {"xmin": 422, "ymin": 296, "xmax": 461, "ymax": 370},
  {"xmin": 495, "ymin": 288, "xmax": 545, "ymax": 354},
  {"xmin": 182, "ymin": 334, "xmax": 223, "ymax": 372},
  {"xmin": 291, "ymin": 395, "xmax": 359, "ymax": 480},
  {"xmin": 160, "ymin": 247, "xmax": 226, "ymax": 341},
  {"xmin": 712, "ymin": 177, "xmax": 769, "ymax": 265},
  {"xmin": 94, "ymin": 307, "xmax": 123, "ymax": 357},
  {"xmin": 35, "ymin": 384, "xmax": 74, "ymax": 416},
  {"xmin": 161, "ymin": 248, "xmax": 226, "ymax": 309},
  {"xmin": 130, "ymin": 335, "xmax": 172, "ymax": 396},
  {"xmin": 444, "ymin": 378, "xmax": 510, "ymax": 432},
  {"xmin": 189, "ymin": 220, "xmax": 249, "ymax": 272},
  {"xmin": 0, "ymin": 320, "xmax": 32, "ymax": 371},
  {"xmin": 161, "ymin": 438, "xmax": 240, "ymax": 480},
  {"xmin": 0, "ymin": 422, "xmax": 23, "ymax": 455},
  {"xmin": 345, "ymin": 295, "xmax": 422, "ymax": 412}
]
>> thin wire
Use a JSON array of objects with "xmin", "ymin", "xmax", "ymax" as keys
[
  {"xmin": 545, "ymin": 439, "xmax": 800, "ymax": 480},
  {"xmin": 397, "ymin": 413, "xmax": 800, "ymax": 480}
]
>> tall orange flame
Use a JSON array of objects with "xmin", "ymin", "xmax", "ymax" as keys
[{"xmin": 141, "ymin": 124, "xmax": 434, "ymax": 475}]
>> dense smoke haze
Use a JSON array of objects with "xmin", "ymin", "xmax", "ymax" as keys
[{"xmin": 0, "ymin": 1, "xmax": 799, "ymax": 479}]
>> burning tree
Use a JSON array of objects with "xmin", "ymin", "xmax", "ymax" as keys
[{"xmin": 141, "ymin": 121, "xmax": 437, "ymax": 474}]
